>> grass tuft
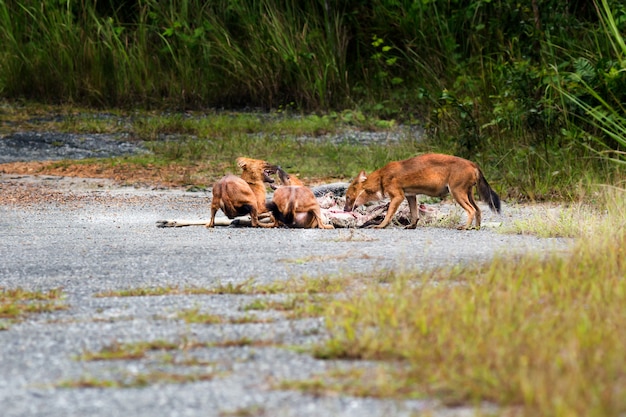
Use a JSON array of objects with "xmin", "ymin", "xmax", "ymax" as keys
[
  {"xmin": 58, "ymin": 371, "xmax": 216, "ymax": 389},
  {"xmin": 0, "ymin": 287, "xmax": 67, "ymax": 329},
  {"xmin": 176, "ymin": 308, "xmax": 223, "ymax": 325},
  {"xmin": 505, "ymin": 203, "xmax": 602, "ymax": 238},
  {"xmin": 307, "ymin": 188, "xmax": 626, "ymax": 415},
  {"xmin": 79, "ymin": 339, "xmax": 184, "ymax": 361},
  {"xmin": 95, "ymin": 275, "xmax": 353, "ymax": 299}
]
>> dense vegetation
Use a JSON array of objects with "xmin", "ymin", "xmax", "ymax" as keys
[
  {"xmin": 1, "ymin": 0, "xmax": 625, "ymax": 198},
  {"xmin": 3, "ymin": 2, "xmax": 626, "ymax": 415}
]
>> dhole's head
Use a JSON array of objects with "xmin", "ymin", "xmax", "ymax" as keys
[
  {"xmin": 276, "ymin": 167, "xmax": 305, "ymax": 187},
  {"xmin": 344, "ymin": 170, "xmax": 374, "ymax": 212},
  {"xmin": 236, "ymin": 157, "xmax": 278, "ymax": 184}
]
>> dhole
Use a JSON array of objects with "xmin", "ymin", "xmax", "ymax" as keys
[
  {"xmin": 344, "ymin": 153, "xmax": 501, "ymax": 229},
  {"xmin": 206, "ymin": 157, "xmax": 278, "ymax": 228},
  {"xmin": 265, "ymin": 167, "xmax": 334, "ymax": 229}
]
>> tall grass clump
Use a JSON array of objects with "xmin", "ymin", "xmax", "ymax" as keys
[
  {"xmin": 317, "ymin": 187, "xmax": 626, "ymax": 416},
  {"xmin": 0, "ymin": 0, "xmax": 351, "ymax": 109},
  {"xmin": 554, "ymin": 0, "xmax": 626, "ymax": 164},
  {"xmin": 1, "ymin": 0, "xmax": 625, "ymax": 202},
  {"xmin": 200, "ymin": 0, "xmax": 350, "ymax": 109},
  {"xmin": 0, "ymin": 0, "xmax": 221, "ymax": 107}
]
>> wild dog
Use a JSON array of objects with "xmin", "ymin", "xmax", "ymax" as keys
[
  {"xmin": 271, "ymin": 166, "xmax": 304, "ymax": 187},
  {"xmin": 265, "ymin": 167, "xmax": 334, "ymax": 229},
  {"xmin": 344, "ymin": 153, "xmax": 501, "ymax": 230},
  {"xmin": 236, "ymin": 157, "xmax": 278, "ymax": 212},
  {"xmin": 206, "ymin": 157, "xmax": 278, "ymax": 228}
]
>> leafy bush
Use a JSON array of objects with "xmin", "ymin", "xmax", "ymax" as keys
[{"xmin": 0, "ymin": 0, "xmax": 625, "ymax": 195}]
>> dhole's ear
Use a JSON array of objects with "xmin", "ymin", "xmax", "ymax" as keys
[
  {"xmin": 357, "ymin": 170, "xmax": 367, "ymax": 183},
  {"xmin": 236, "ymin": 157, "xmax": 247, "ymax": 169}
]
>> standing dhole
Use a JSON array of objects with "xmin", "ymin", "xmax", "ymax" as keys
[{"xmin": 344, "ymin": 153, "xmax": 501, "ymax": 229}]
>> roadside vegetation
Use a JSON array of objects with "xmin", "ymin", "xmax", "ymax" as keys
[
  {"xmin": 1, "ymin": 0, "xmax": 626, "ymax": 202},
  {"xmin": 94, "ymin": 275, "xmax": 352, "ymax": 298},
  {"xmin": 2, "ymin": 1, "xmax": 626, "ymax": 415},
  {"xmin": 43, "ymin": 187, "xmax": 626, "ymax": 416},
  {"xmin": 290, "ymin": 187, "xmax": 626, "ymax": 416},
  {"xmin": 0, "ymin": 103, "xmax": 621, "ymax": 202},
  {"xmin": 0, "ymin": 287, "xmax": 67, "ymax": 330}
]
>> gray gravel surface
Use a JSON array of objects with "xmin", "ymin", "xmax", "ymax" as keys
[
  {"xmin": 0, "ymin": 173, "xmax": 572, "ymax": 417},
  {"xmin": 0, "ymin": 132, "xmax": 145, "ymax": 163}
]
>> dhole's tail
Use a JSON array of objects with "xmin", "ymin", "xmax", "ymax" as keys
[
  {"xmin": 284, "ymin": 199, "xmax": 297, "ymax": 225},
  {"xmin": 265, "ymin": 199, "xmax": 297, "ymax": 225},
  {"xmin": 265, "ymin": 201, "xmax": 284, "ymax": 224},
  {"xmin": 477, "ymin": 170, "xmax": 501, "ymax": 213}
]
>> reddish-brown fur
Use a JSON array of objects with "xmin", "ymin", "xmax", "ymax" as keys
[
  {"xmin": 206, "ymin": 157, "xmax": 277, "ymax": 228},
  {"xmin": 265, "ymin": 167, "xmax": 333, "ymax": 229},
  {"xmin": 344, "ymin": 153, "xmax": 501, "ymax": 230},
  {"xmin": 236, "ymin": 157, "xmax": 276, "ymax": 213},
  {"xmin": 267, "ymin": 186, "xmax": 333, "ymax": 229}
]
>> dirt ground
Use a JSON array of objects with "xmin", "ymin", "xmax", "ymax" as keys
[{"xmin": 0, "ymin": 160, "xmax": 206, "ymax": 188}]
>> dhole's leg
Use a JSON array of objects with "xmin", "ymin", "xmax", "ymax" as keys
[
  {"xmin": 265, "ymin": 212, "xmax": 279, "ymax": 228},
  {"xmin": 468, "ymin": 188, "xmax": 482, "ymax": 228},
  {"xmin": 250, "ymin": 207, "xmax": 275, "ymax": 228},
  {"xmin": 406, "ymin": 195, "xmax": 419, "ymax": 229},
  {"xmin": 206, "ymin": 182, "xmax": 223, "ymax": 228},
  {"xmin": 374, "ymin": 195, "xmax": 404, "ymax": 229},
  {"xmin": 267, "ymin": 215, "xmax": 279, "ymax": 228},
  {"xmin": 206, "ymin": 201, "xmax": 220, "ymax": 228},
  {"xmin": 450, "ymin": 189, "xmax": 476, "ymax": 230}
]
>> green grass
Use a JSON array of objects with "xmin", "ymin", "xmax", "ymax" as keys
[
  {"xmin": 0, "ymin": 287, "xmax": 67, "ymax": 329},
  {"xmin": 3, "ymin": 102, "xmax": 621, "ymax": 201},
  {"xmin": 176, "ymin": 307, "xmax": 223, "ymax": 325},
  {"xmin": 296, "ymin": 187, "xmax": 626, "ymax": 416},
  {"xmin": 95, "ymin": 275, "xmax": 354, "ymax": 299},
  {"xmin": 0, "ymin": 105, "xmax": 347, "ymax": 138},
  {"xmin": 58, "ymin": 371, "xmax": 217, "ymax": 389},
  {"xmin": 78, "ymin": 339, "xmax": 188, "ymax": 361},
  {"xmin": 505, "ymin": 203, "xmax": 602, "ymax": 238},
  {"xmin": 2, "ymin": 0, "xmax": 626, "ymax": 197},
  {"xmin": 242, "ymin": 294, "xmax": 330, "ymax": 319},
  {"xmin": 206, "ymin": 337, "xmax": 277, "ymax": 349},
  {"xmin": 43, "ymin": 126, "xmax": 610, "ymax": 203},
  {"xmin": 50, "ymin": 183, "xmax": 626, "ymax": 414},
  {"xmin": 94, "ymin": 280, "xmax": 258, "ymax": 297},
  {"xmin": 66, "ymin": 338, "xmax": 223, "ymax": 389}
]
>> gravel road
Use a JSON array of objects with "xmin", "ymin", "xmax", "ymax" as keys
[
  {"xmin": 0, "ymin": 172, "xmax": 571, "ymax": 417},
  {"xmin": 0, "ymin": 132, "xmax": 145, "ymax": 164},
  {"xmin": 0, "ymin": 123, "xmax": 572, "ymax": 416}
]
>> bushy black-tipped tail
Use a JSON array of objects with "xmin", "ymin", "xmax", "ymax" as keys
[
  {"xmin": 284, "ymin": 200, "xmax": 296, "ymax": 224},
  {"xmin": 477, "ymin": 171, "xmax": 501, "ymax": 213},
  {"xmin": 265, "ymin": 201, "xmax": 284, "ymax": 223},
  {"xmin": 265, "ymin": 200, "xmax": 296, "ymax": 225}
]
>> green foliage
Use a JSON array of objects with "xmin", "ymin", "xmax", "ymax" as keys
[
  {"xmin": 554, "ymin": 0, "xmax": 626, "ymax": 161},
  {"xmin": 312, "ymin": 187, "xmax": 626, "ymax": 415},
  {"xmin": 2, "ymin": 0, "xmax": 626, "ymax": 190},
  {"xmin": 0, "ymin": 0, "xmax": 352, "ymax": 109},
  {"xmin": 0, "ymin": 287, "xmax": 67, "ymax": 329}
]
